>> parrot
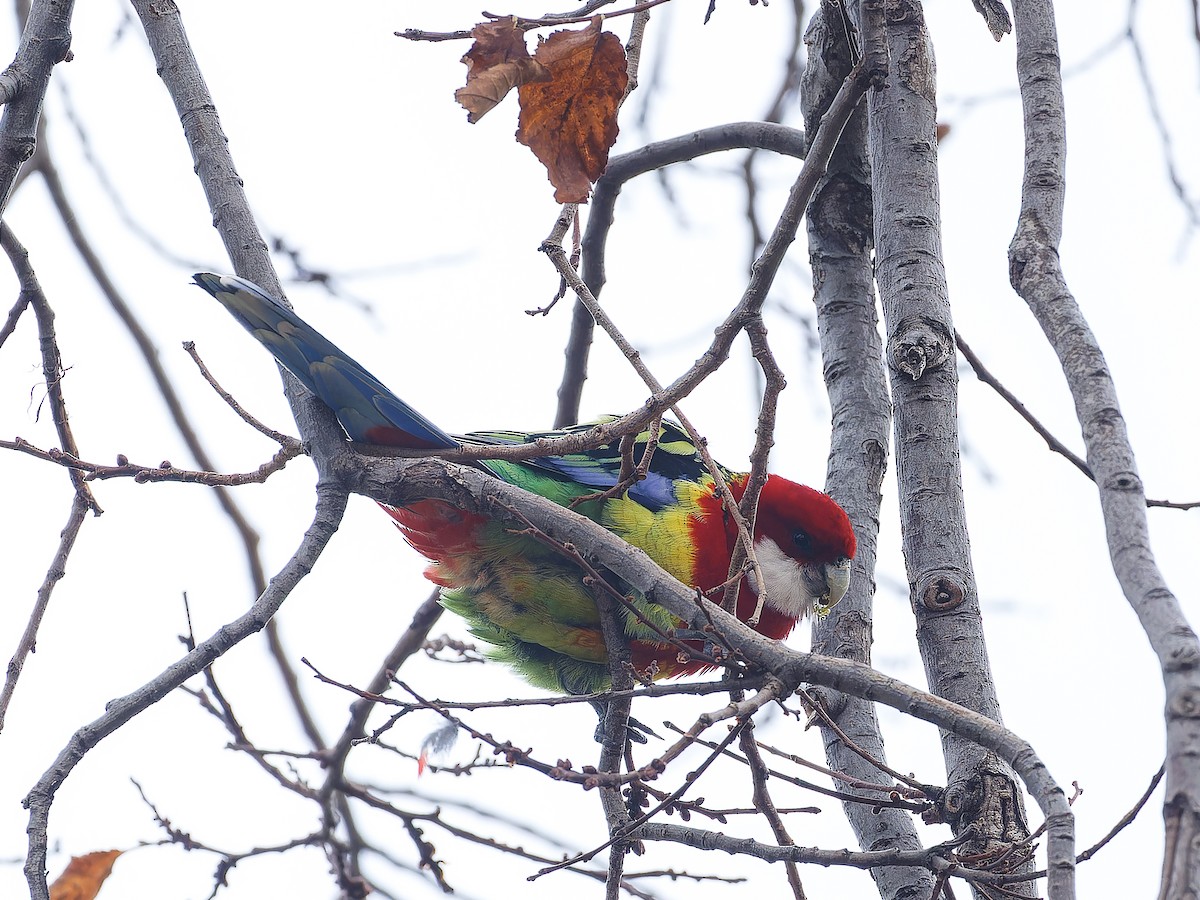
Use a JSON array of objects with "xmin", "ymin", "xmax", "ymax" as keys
[{"xmin": 193, "ymin": 273, "xmax": 856, "ymax": 702}]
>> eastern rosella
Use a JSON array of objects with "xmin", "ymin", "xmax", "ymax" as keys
[{"xmin": 194, "ymin": 273, "xmax": 856, "ymax": 697}]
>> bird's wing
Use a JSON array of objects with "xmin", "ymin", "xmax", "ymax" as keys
[{"xmin": 464, "ymin": 418, "xmax": 733, "ymax": 513}]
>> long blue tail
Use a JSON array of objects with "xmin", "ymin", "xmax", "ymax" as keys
[{"xmin": 193, "ymin": 273, "xmax": 457, "ymax": 450}]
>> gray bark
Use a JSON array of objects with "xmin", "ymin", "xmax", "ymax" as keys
[
  {"xmin": 0, "ymin": 0, "xmax": 73, "ymax": 215},
  {"xmin": 803, "ymin": 8, "xmax": 933, "ymax": 900},
  {"xmin": 1008, "ymin": 1, "xmax": 1199, "ymax": 896},
  {"xmin": 857, "ymin": 0, "xmax": 1037, "ymax": 889}
]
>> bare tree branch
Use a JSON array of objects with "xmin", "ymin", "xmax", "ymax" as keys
[
  {"xmin": 306, "ymin": 446, "xmax": 1075, "ymax": 879},
  {"xmin": 1009, "ymin": 1, "xmax": 1200, "ymax": 897},
  {"xmin": 0, "ymin": 0, "xmax": 72, "ymax": 214},
  {"xmin": 23, "ymin": 483, "xmax": 349, "ymax": 900},
  {"xmin": 956, "ymin": 331, "xmax": 1200, "ymax": 510},
  {"xmin": 855, "ymin": 3, "xmax": 1040, "ymax": 891},
  {"xmin": 0, "ymin": 223, "xmax": 99, "ymax": 732},
  {"xmin": 558, "ymin": 121, "xmax": 809, "ymax": 428},
  {"xmin": 802, "ymin": 6, "xmax": 933, "ymax": 899},
  {"xmin": 0, "ymin": 493, "xmax": 87, "ymax": 733}
]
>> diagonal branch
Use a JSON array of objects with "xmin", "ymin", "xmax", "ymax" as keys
[
  {"xmin": 956, "ymin": 331, "xmax": 1198, "ymax": 510},
  {"xmin": 0, "ymin": 494, "xmax": 88, "ymax": 734},
  {"xmin": 0, "ymin": 223, "xmax": 98, "ymax": 510},
  {"xmin": 312, "ymin": 446, "xmax": 1075, "ymax": 887},
  {"xmin": 0, "ymin": 0, "xmax": 73, "ymax": 215},
  {"xmin": 23, "ymin": 482, "xmax": 349, "ymax": 900},
  {"xmin": 0, "ymin": 223, "xmax": 100, "ymax": 734}
]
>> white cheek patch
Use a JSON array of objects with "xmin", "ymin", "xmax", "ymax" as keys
[{"xmin": 753, "ymin": 536, "xmax": 816, "ymax": 619}]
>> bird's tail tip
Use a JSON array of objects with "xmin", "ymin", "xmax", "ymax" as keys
[{"xmin": 191, "ymin": 271, "xmax": 224, "ymax": 291}]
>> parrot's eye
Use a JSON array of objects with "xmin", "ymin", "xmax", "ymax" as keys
[{"xmin": 791, "ymin": 529, "xmax": 812, "ymax": 552}]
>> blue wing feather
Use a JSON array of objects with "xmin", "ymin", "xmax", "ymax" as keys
[{"xmin": 193, "ymin": 273, "xmax": 457, "ymax": 450}]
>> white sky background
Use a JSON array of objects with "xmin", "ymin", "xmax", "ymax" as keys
[{"xmin": 0, "ymin": 1, "xmax": 1197, "ymax": 898}]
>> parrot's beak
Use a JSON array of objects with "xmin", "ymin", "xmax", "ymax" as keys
[{"xmin": 812, "ymin": 558, "xmax": 852, "ymax": 618}]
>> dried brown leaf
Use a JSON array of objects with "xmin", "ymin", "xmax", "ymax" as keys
[
  {"xmin": 456, "ymin": 17, "xmax": 550, "ymax": 123},
  {"xmin": 516, "ymin": 17, "xmax": 628, "ymax": 203},
  {"xmin": 49, "ymin": 850, "xmax": 123, "ymax": 900}
]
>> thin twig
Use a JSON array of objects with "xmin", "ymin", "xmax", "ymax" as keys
[
  {"xmin": 0, "ymin": 494, "xmax": 89, "ymax": 732},
  {"xmin": 321, "ymin": 591, "xmax": 445, "ymax": 786},
  {"xmin": 0, "ymin": 289, "xmax": 29, "ymax": 350},
  {"xmin": 24, "ymin": 483, "xmax": 350, "ymax": 900},
  {"xmin": 183, "ymin": 341, "xmax": 300, "ymax": 445},
  {"xmin": 0, "ymin": 223, "xmax": 99, "ymax": 511},
  {"xmin": 134, "ymin": 779, "xmax": 328, "ymax": 900},
  {"xmin": 373, "ymin": 679, "xmax": 659, "ymax": 789},
  {"xmin": 720, "ymin": 315, "xmax": 787, "ymax": 616},
  {"xmin": 739, "ymin": 714, "xmax": 806, "ymax": 899},
  {"xmin": 661, "ymin": 721, "xmax": 932, "ymax": 813},
  {"xmin": 738, "ymin": 0, "xmax": 807, "ymax": 258},
  {"xmin": 956, "ymin": 331, "xmax": 1198, "ymax": 510},
  {"xmin": 345, "ymin": 786, "xmax": 661, "ymax": 898},
  {"xmin": 798, "ymin": 687, "xmax": 934, "ymax": 793},
  {"xmin": 1, "ymin": 437, "xmax": 301, "ymax": 486},
  {"xmin": 397, "ymin": 0, "xmax": 673, "ymax": 42},
  {"xmin": 1124, "ymin": 16, "xmax": 1200, "ymax": 228},
  {"xmin": 177, "ymin": 596, "xmax": 305, "ymax": 795},
  {"xmin": 1076, "ymin": 763, "xmax": 1164, "ymax": 863},
  {"xmin": 533, "ymin": 718, "xmax": 752, "ymax": 879},
  {"xmin": 0, "ymin": 224, "xmax": 101, "ymax": 732},
  {"xmin": 637, "ymin": 820, "xmax": 1048, "ymax": 886}
]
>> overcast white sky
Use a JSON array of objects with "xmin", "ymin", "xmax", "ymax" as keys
[{"xmin": 0, "ymin": 2, "xmax": 1197, "ymax": 898}]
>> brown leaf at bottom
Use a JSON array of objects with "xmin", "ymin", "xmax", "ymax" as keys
[{"xmin": 49, "ymin": 849, "xmax": 123, "ymax": 900}]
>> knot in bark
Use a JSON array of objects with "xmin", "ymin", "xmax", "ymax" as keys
[
  {"xmin": 889, "ymin": 316, "xmax": 952, "ymax": 381},
  {"xmin": 940, "ymin": 762, "xmax": 1030, "ymax": 855},
  {"xmin": 1104, "ymin": 470, "xmax": 1142, "ymax": 493},
  {"xmin": 5, "ymin": 135, "xmax": 35, "ymax": 164},
  {"xmin": 1168, "ymin": 685, "xmax": 1200, "ymax": 719},
  {"xmin": 860, "ymin": 438, "xmax": 888, "ymax": 481},
  {"xmin": 939, "ymin": 778, "xmax": 974, "ymax": 820},
  {"xmin": 52, "ymin": 32, "xmax": 75, "ymax": 64},
  {"xmin": 1166, "ymin": 630, "xmax": 1200, "ymax": 671},
  {"xmin": 800, "ymin": 685, "xmax": 847, "ymax": 721},
  {"xmin": 920, "ymin": 575, "xmax": 965, "ymax": 612}
]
